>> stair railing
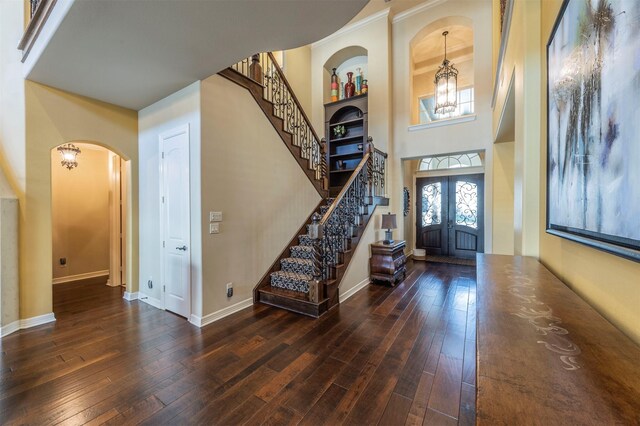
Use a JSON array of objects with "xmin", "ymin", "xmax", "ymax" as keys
[
  {"xmin": 310, "ymin": 140, "xmax": 388, "ymax": 282},
  {"xmin": 230, "ymin": 53, "xmax": 327, "ymax": 187}
]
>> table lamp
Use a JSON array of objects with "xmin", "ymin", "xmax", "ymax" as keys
[{"xmin": 381, "ymin": 213, "xmax": 397, "ymax": 245}]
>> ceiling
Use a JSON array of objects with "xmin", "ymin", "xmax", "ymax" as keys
[
  {"xmin": 25, "ymin": 0, "xmax": 368, "ymax": 110},
  {"xmin": 412, "ymin": 25, "xmax": 474, "ymax": 72}
]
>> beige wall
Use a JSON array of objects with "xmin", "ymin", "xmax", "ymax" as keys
[
  {"xmin": 24, "ymin": 82, "xmax": 138, "ymax": 319},
  {"xmin": 492, "ymin": 0, "xmax": 541, "ymax": 257},
  {"xmin": 51, "ymin": 144, "xmax": 110, "ymax": 280},
  {"xmin": 0, "ymin": 0, "xmax": 26, "ymax": 198},
  {"xmin": 311, "ymin": 10, "xmax": 392, "ymax": 295},
  {"xmin": 492, "ymin": 141, "xmax": 514, "ymax": 254},
  {"xmin": 200, "ymin": 75, "xmax": 321, "ymax": 316},
  {"xmin": 536, "ymin": 1, "xmax": 640, "ymax": 344},
  {"xmin": 283, "ymin": 46, "xmax": 313, "ymax": 114},
  {"xmin": 1, "ymin": 198, "xmax": 19, "ymax": 328},
  {"xmin": 392, "ymin": 0, "xmax": 493, "ymax": 256}
]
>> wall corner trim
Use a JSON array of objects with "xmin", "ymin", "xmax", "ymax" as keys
[
  {"xmin": 189, "ymin": 298, "xmax": 253, "ymax": 328},
  {"xmin": 339, "ymin": 278, "xmax": 371, "ymax": 303},
  {"xmin": 123, "ymin": 291, "xmax": 139, "ymax": 301},
  {"xmin": 2, "ymin": 313, "xmax": 57, "ymax": 337}
]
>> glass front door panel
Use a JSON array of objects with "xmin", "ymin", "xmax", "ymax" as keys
[
  {"xmin": 422, "ymin": 183, "xmax": 442, "ymax": 226},
  {"xmin": 455, "ymin": 181, "xmax": 478, "ymax": 229}
]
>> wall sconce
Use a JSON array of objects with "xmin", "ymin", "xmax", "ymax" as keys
[
  {"xmin": 381, "ymin": 213, "xmax": 397, "ymax": 245},
  {"xmin": 57, "ymin": 143, "xmax": 81, "ymax": 170}
]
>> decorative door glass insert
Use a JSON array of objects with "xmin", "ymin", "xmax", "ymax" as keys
[
  {"xmin": 422, "ymin": 182, "xmax": 442, "ymax": 226},
  {"xmin": 455, "ymin": 181, "xmax": 478, "ymax": 229}
]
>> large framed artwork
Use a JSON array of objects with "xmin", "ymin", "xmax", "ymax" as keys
[{"xmin": 547, "ymin": 0, "xmax": 640, "ymax": 262}]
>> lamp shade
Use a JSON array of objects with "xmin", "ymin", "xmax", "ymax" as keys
[{"xmin": 381, "ymin": 213, "xmax": 397, "ymax": 230}]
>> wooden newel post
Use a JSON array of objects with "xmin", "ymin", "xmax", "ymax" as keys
[
  {"xmin": 321, "ymin": 138, "xmax": 329, "ymax": 190},
  {"xmin": 249, "ymin": 54, "xmax": 263, "ymax": 85},
  {"xmin": 308, "ymin": 213, "xmax": 324, "ymax": 303},
  {"xmin": 367, "ymin": 136, "xmax": 374, "ymax": 199}
]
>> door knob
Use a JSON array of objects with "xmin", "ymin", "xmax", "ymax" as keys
[{"xmin": 176, "ymin": 245, "xmax": 188, "ymax": 251}]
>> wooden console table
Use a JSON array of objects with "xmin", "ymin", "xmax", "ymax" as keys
[
  {"xmin": 476, "ymin": 254, "xmax": 640, "ymax": 424},
  {"xmin": 369, "ymin": 240, "xmax": 406, "ymax": 285}
]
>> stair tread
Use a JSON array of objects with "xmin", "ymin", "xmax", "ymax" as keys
[
  {"xmin": 281, "ymin": 257, "xmax": 313, "ymax": 265},
  {"xmin": 259, "ymin": 285, "xmax": 327, "ymax": 304},
  {"xmin": 271, "ymin": 270, "xmax": 312, "ymax": 281}
]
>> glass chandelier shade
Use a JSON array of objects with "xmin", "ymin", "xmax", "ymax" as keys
[
  {"xmin": 57, "ymin": 143, "xmax": 81, "ymax": 170},
  {"xmin": 434, "ymin": 31, "xmax": 458, "ymax": 114}
]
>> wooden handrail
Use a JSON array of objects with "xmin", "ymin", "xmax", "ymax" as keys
[
  {"xmin": 320, "ymin": 152, "xmax": 371, "ymax": 224},
  {"xmin": 266, "ymin": 52, "xmax": 322, "ymax": 145},
  {"xmin": 374, "ymin": 147, "xmax": 388, "ymax": 159}
]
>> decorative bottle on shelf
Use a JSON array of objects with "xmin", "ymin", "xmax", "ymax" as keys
[
  {"xmin": 355, "ymin": 67, "xmax": 362, "ymax": 95},
  {"xmin": 330, "ymin": 68, "xmax": 339, "ymax": 102},
  {"xmin": 345, "ymin": 72, "xmax": 355, "ymax": 98},
  {"xmin": 362, "ymin": 79, "xmax": 368, "ymax": 94}
]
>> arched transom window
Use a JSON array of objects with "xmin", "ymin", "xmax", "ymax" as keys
[{"xmin": 418, "ymin": 152, "xmax": 483, "ymax": 171}]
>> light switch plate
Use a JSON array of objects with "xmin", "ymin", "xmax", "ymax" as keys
[
  {"xmin": 209, "ymin": 223, "xmax": 220, "ymax": 234},
  {"xmin": 210, "ymin": 211, "xmax": 223, "ymax": 222}
]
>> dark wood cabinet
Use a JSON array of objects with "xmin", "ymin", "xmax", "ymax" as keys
[
  {"xmin": 324, "ymin": 94, "xmax": 368, "ymax": 197},
  {"xmin": 369, "ymin": 240, "xmax": 407, "ymax": 285}
]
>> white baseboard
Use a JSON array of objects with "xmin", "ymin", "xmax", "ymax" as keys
[
  {"xmin": 123, "ymin": 291, "xmax": 139, "ymax": 301},
  {"xmin": 339, "ymin": 277, "xmax": 371, "ymax": 303},
  {"xmin": 137, "ymin": 294, "xmax": 164, "ymax": 310},
  {"xmin": 53, "ymin": 270, "xmax": 109, "ymax": 285},
  {"xmin": 1, "ymin": 320, "xmax": 20, "ymax": 337},
  {"xmin": 1, "ymin": 313, "xmax": 56, "ymax": 337},
  {"xmin": 189, "ymin": 298, "xmax": 253, "ymax": 328}
]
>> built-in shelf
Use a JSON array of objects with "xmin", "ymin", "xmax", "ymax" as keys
[
  {"xmin": 324, "ymin": 93, "xmax": 367, "ymax": 107},
  {"xmin": 325, "ymin": 94, "xmax": 368, "ymax": 197},
  {"xmin": 330, "ymin": 168, "xmax": 356, "ymax": 174},
  {"xmin": 330, "ymin": 117, "xmax": 364, "ymax": 128},
  {"xmin": 330, "ymin": 151, "xmax": 363, "ymax": 159},
  {"xmin": 329, "ymin": 134, "xmax": 364, "ymax": 144}
]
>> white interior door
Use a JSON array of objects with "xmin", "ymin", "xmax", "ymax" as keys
[{"xmin": 161, "ymin": 125, "xmax": 191, "ymax": 318}]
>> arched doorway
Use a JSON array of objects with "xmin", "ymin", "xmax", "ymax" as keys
[{"xmin": 50, "ymin": 142, "xmax": 131, "ymax": 315}]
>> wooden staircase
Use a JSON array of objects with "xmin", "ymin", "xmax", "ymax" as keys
[{"xmin": 221, "ymin": 53, "xmax": 389, "ymax": 318}]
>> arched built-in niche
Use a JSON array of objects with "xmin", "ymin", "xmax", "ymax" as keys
[
  {"xmin": 323, "ymin": 46, "xmax": 368, "ymax": 104},
  {"xmin": 410, "ymin": 17, "xmax": 474, "ymax": 125}
]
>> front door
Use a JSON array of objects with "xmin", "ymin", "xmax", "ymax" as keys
[
  {"xmin": 416, "ymin": 174, "xmax": 484, "ymax": 259},
  {"xmin": 161, "ymin": 125, "xmax": 191, "ymax": 318}
]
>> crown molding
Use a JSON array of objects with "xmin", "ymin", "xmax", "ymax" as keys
[
  {"xmin": 312, "ymin": 8, "xmax": 391, "ymax": 48},
  {"xmin": 392, "ymin": 0, "xmax": 449, "ymax": 24}
]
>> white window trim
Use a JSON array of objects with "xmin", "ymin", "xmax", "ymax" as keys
[{"xmin": 408, "ymin": 114, "xmax": 477, "ymax": 132}]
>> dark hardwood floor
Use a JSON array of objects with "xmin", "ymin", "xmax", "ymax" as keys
[{"xmin": 0, "ymin": 260, "xmax": 476, "ymax": 425}]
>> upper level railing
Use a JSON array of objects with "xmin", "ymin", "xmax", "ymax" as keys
[
  {"xmin": 29, "ymin": 0, "xmax": 43, "ymax": 18},
  {"xmin": 230, "ymin": 53, "xmax": 326, "ymax": 186},
  {"xmin": 18, "ymin": 0, "xmax": 56, "ymax": 61}
]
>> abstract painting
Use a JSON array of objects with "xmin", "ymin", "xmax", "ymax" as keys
[{"xmin": 547, "ymin": 0, "xmax": 640, "ymax": 261}]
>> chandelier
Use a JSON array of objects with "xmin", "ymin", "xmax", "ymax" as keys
[
  {"xmin": 434, "ymin": 31, "xmax": 458, "ymax": 114},
  {"xmin": 57, "ymin": 143, "xmax": 81, "ymax": 170}
]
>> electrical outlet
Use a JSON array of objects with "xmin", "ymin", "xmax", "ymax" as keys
[
  {"xmin": 210, "ymin": 211, "xmax": 223, "ymax": 222},
  {"xmin": 59, "ymin": 257, "xmax": 67, "ymax": 267},
  {"xmin": 210, "ymin": 223, "xmax": 220, "ymax": 234},
  {"xmin": 147, "ymin": 279, "xmax": 153, "ymax": 289},
  {"xmin": 226, "ymin": 282, "xmax": 233, "ymax": 298}
]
